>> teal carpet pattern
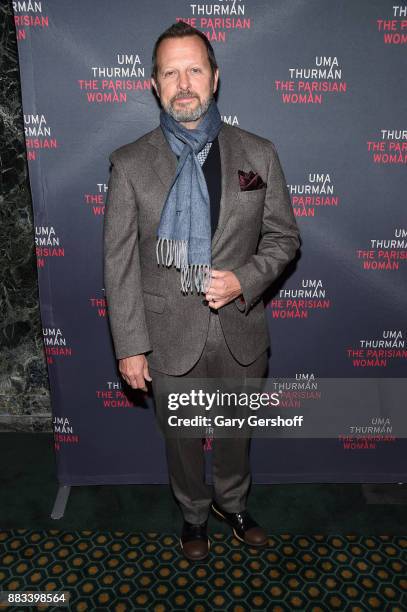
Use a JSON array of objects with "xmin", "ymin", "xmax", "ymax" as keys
[{"xmin": 0, "ymin": 529, "xmax": 406, "ymax": 611}]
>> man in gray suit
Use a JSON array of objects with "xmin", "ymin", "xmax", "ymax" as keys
[{"xmin": 103, "ymin": 22, "xmax": 300, "ymax": 561}]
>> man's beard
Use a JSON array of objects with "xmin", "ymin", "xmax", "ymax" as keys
[{"xmin": 164, "ymin": 90, "xmax": 213, "ymax": 123}]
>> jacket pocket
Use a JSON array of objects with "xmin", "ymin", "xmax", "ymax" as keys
[
  {"xmin": 236, "ymin": 187, "xmax": 267, "ymax": 201},
  {"xmin": 143, "ymin": 291, "xmax": 166, "ymax": 314}
]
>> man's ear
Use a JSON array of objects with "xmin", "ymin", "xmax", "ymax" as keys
[
  {"xmin": 151, "ymin": 77, "xmax": 160, "ymax": 98},
  {"xmin": 213, "ymin": 68, "xmax": 219, "ymax": 95}
]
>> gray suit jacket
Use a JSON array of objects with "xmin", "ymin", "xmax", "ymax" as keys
[{"xmin": 103, "ymin": 122, "xmax": 300, "ymax": 375}]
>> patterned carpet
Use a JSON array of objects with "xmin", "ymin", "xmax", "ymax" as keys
[{"xmin": 0, "ymin": 529, "xmax": 406, "ymax": 611}]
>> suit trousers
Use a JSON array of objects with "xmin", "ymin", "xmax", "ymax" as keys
[{"xmin": 149, "ymin": 309, "xmax": 268, "ymax": 524}]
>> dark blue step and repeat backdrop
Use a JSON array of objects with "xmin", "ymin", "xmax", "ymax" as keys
[{"xmin": 13, "ymin": 0, "xmax": 407, "ymax": 484}]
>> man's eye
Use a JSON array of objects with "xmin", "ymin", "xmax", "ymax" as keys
[
  {"xmin": 164, "ymin": 71, "xmax": 175, "ymax": 77},
  {"xmin": 191, "ymin": 68, "xmax": 201, "ymax": 73}
]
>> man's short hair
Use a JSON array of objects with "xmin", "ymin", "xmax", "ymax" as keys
[{"xmin": 151, "ymin": 22, "xmax": 218, "ymax": 81}]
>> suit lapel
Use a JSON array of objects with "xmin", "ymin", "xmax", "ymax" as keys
[
  {"xmin": 148, "ymin": 126, "xmax": 177, "ymax": 194},
  {"xmin": 211, "ymin": 123, "xmax": 242, "ymax": 252},
  {"xmin": 146, "ymin": 122, "xmax": 242, "ymax": 252}
]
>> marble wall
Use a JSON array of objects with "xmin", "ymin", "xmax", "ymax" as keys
[{"xmin": 0, "ymin": 2, "xmax": 51, "ymax": 431}]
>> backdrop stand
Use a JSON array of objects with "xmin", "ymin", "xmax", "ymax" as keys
[{"xmin": 51, "ymin": 485, "xmax": 71, "ymax": 519}]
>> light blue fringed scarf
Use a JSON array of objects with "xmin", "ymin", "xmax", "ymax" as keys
[{"xmin": 157, "ymin": 98, "xmax": 222, "ymax": 294}]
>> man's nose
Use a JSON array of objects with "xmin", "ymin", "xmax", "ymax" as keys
[{"xmin": 178, "ymin": 70, "xmax": 191, "ymax": 91}]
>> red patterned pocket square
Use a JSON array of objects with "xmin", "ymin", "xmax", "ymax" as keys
[{"xmin": 238, "ymin": 169, "xmax": 267, "ymax": 191}]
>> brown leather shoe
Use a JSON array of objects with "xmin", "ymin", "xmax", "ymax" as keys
[
  {"xmin": 179, "ymin": 519, "xmax": 210, "ymax": 561},
  {"xmin": 211, "ymin": 501, "xmax": 268, "ymax": 547}
]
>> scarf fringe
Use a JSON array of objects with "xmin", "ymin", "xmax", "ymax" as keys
[
  {"xmin": 156, "ymin": 237, "xmax": 211, "ymax": 293},
  {"xmin": 181, "ymin": 262, "xmax": 212, "ymax": 294},
  {"xmin": 156, "ymin": 236, "xmax": 188, "ymax": 268}
]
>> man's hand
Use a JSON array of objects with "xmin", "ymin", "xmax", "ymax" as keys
[
  {"xmin": 205, "ymin": 269, "xmax": 242, "ymax": 309},
  {"xmin": 119, "ymin": 354, "xmax": 152, "ymax": 391}
]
